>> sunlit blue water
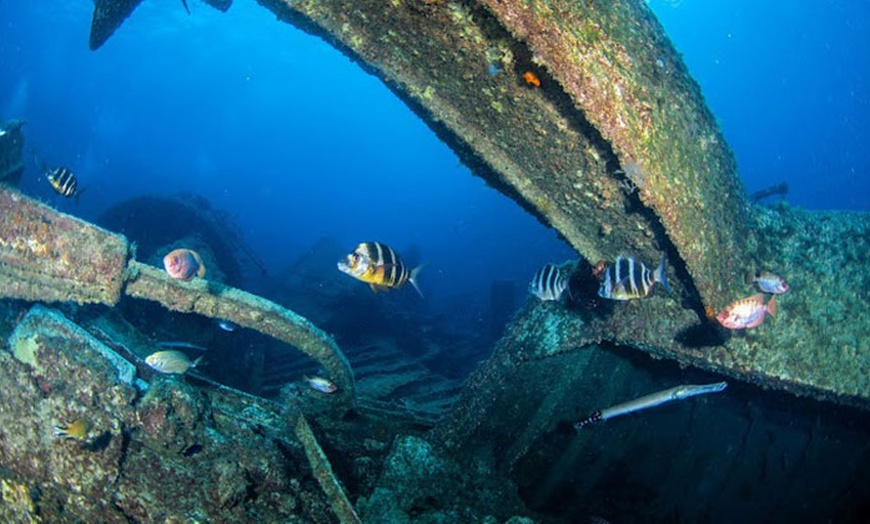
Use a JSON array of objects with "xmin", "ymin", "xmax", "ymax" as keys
[{"xmin": 0, "ymin": 0, "xmax": 867, "ymax": 314}]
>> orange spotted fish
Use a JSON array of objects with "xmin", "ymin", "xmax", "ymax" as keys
[
  {"xmin": 716, "ymin": 293, "xmax": 777, "ymax": 329},
  {"xmin": 163, "ymin": 249, "xmax": 206, "ymax": 281},
  {"xmin": 338, "ymin": 242, "xmax": 423, "ymax": 297}
]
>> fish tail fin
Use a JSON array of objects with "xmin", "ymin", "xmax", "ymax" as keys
[
  {"xmin": 409, "ymin": 264, "xmax": 425, "ymax": 298},
  {"xmin": 767, "ymin": 295, "xmax": 777, "ymax": 318},
  {"xmin": 655, "ymin": 255, "xmax": 671, "ymax": 294},
  {"xmin": 744, "ymin": 270, "xmax": 757, "ymax": 285}
]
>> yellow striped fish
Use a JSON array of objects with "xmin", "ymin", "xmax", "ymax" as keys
[
  {"xmin": 338, "ymin": 241, "xmax": 423, "ymax": 297},
  {"xmin": 46, "ymin": 166, "xmax": 79, "ymax": 198}
]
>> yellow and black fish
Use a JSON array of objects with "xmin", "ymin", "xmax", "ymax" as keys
[
  {"xmin": 46, "ymin": 166, "xmax": 79, "ymax": 198},
  {"xmin": 54, "ymin": 417, "xmax": 91, "ymax": 441},
  {"xmin": 598, "ymin": 255, "xmax": 670, "ymax": 300},
  {"xmin": 338, "ymin": 241, "xmax": 423, "ymax": 297}
]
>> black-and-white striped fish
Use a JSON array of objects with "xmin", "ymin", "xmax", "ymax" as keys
[
  {"xmin": 597, "ymin": 255, "xmax": 670, "ymax": 300},
  {"xmin": 529, "ymin": 263, "xmax": 570, "ymax": 301},
  {"xmin": 338, "ymin": 241, "xmax": 423, "ymax": 297},
  {"xmin": 46, "ymin": 167, "xmax": 79, "ymax": 198}
]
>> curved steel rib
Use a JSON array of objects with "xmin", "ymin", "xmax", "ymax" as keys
[{"xmin": 574, "ymin": 381, "xmax": 728, "ymax": 430}]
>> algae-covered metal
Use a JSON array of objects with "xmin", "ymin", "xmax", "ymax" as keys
[
  {"xmin": 0, "ymin": 188, "xmax": 355, "ymax": 405},
  {"xmin": 479, "ymin": 0, "xmax": 752, "ymax": 309},
  {"xmin": 0, "ymin": 304, "xmax": 338, "ymax": 522},
  {"xmin": 248, "ymin": 1, "xmax": 870, "ymax": 410},
  {"xmin": 124, "ymin": 262, "xmax": 356, "ymax": 405},
  {"xmin": 254, "ymin": 0, "xmax": 749, "ymax": 309},
  {"xmin": 0, "ymin": 187, "xmax": 129, "ymax": 305}
]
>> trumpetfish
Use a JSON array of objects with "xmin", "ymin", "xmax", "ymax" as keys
[{"xmin": 574, "ymin": 381, "xmax": 728, "ymax": 430}]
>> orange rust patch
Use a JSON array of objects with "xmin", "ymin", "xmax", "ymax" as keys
[{"xmin": 522, "ymin": 71, "xmax": 541, "ymax": 87}]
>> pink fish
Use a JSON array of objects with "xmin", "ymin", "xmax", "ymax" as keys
[
  {"xmin": 163, "ymin": 248, "xmax": 206, "ymax": 281},
  {"xmin": 746, "ymin": 271, "xmax": 789, "ymax": 295},
  {"xmin": 716, "ymin": 293, "xmax": 777, "ymax": 330}
]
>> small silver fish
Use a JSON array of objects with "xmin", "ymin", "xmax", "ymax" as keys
[
  {"xmin": 216, "ymin": 319, "xmax": 237, "ymax": 332},
  {"xmin": 146, "ymin": 350, "xmax": 201, "ymax": 374},
  {"xmin": 746, "ymin": 270, "xmax": 789, "ymax": 295},
  {"xmin": 305, "ymin": 375, "xmax": 337, "ymax": 394}
]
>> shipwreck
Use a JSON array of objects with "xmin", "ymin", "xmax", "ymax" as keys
[{"xmin": 0, "ymin": 1, "xmax": 868, "ymax": 522}]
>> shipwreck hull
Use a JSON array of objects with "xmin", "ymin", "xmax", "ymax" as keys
[
  {"xmin": 240, "ymin": 0, "xmax": 868, "ymax": 409},
  {"xmin": 70, "ymin": 0, "xmax": 870, "ymax": 409},
  {"xmin": 1, "ymin": 0, "xmax": 869, "ymax": 519}
]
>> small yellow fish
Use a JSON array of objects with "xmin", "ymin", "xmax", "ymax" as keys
[
  {"xmin": 145, "ymin": 350, "xmax": 201, "ymax": 374},
  {"xmin": 54, "ymin": 418, "xmax": 91, "ymax": 441}
]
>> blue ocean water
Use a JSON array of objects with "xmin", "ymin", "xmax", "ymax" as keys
[{"xmin": 0, "ymin": 0, "xmax": 867, "ymax": 313}]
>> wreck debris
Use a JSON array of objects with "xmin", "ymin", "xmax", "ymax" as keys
[
  {"xmin": 0, "ymin": 187, "xmax": 355, "ymax": 406},
  {"xmin": 89, "ymin": 0, "xmax": 234, "ymax": 50},
  {"xmin": 0, "ymin": 187, "xmax": 129, "ymax": 306},
  {"xmin": 478, "ymin": 0, "xmax": 752, "ymax": 310},
  {"xmin": 294, "ymin": 414, "xmax": 361, "ymax": 524},
  {"xmin": 0, "ymin": 304, "xmax": 335, "ymax": 522},
  {"xmin": 9, "ymin": 305, "xmax": 137, "ymax": 385},
  {"xmin": 124, "ymin": 261, "xmax": 355, "ymax": 405}
]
